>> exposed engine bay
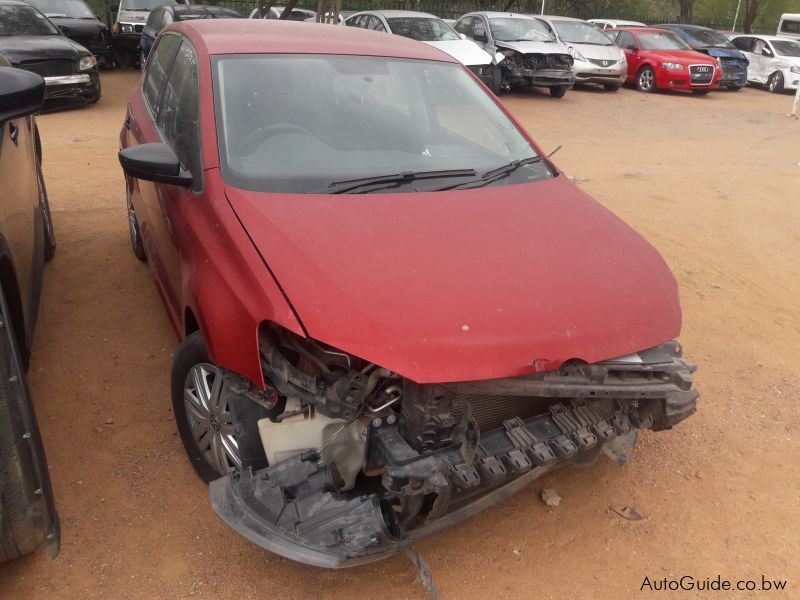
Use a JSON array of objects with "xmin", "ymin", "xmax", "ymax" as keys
[
  {"xmin": 209, "ymin": 324, "xmax": 698, "ymax": 567},
  {"xmin": 496, "ymin": 46, "xmax": 575, "ymax": 90}
]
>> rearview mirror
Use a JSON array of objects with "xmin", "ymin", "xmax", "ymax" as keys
[
  {"xmin": 0, "ymin": 68, "xmax": 45, "ymax": 123},
  {"xmin": 118, "ymin": 143, "xmax": 193, "ymax": 186}
]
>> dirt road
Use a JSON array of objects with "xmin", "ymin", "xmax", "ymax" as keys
[{"xmin": 0, "ymin": 70, "xmax": 798, "ymax": 599}]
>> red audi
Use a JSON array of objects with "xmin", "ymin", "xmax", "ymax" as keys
[
  {"xmin": 118, "ymin": 20, "xmax": 698, "ymax": 567},
  {"xmin": 608, "ymin": 27, "xmax": 722, "ymax": 93}
]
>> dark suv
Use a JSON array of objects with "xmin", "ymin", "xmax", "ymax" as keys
[{"xmin": 0, "ymin": 58, "xmax": 59, "ymax": 563}]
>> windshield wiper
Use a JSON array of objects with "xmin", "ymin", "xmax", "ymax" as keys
[
  {"xmin": 433, "ymin": 156, "xmax": 547, "ymax": 191},
  {"xmin": 310, "ymin": 168, "xmax": 477, "ymax": 195}
]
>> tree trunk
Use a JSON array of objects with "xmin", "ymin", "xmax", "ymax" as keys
[
  {"xmin": 278, "ymin": 0, "xmax": 301, "ymax": 19},
  {"xmin": 743, "ymin": 0, "xmax": 762, "ymax": 34},
  {"xmin": 678, "ymin": 0, "xmax": 693, "ymax": 23}
]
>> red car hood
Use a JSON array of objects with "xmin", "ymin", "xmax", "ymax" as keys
[
  {"xmin": 644, "ymin": 49, "xmax": 715, "ymax": 64},
  {"xmin": 225, "ymin": 176, "xmax": 681, "ymax": 383}
]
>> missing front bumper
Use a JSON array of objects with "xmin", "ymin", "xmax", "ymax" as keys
[{"xmin": 211, "ymin": 344, "xmax": 697, "ymax": 567}]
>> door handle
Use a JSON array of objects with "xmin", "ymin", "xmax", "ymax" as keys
[
  {"xmin": 124, "ymin": 115, "xmax": 131, "ymax": 130},
  {"xmin": 9, "ymin": 122, "xmax": 19, "ymax": 145}
]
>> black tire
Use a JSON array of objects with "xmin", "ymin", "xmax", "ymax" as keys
[
  {"xmin": 36, "ymin": 160, "xmax": 55, "ymax": 262},
  {"xmin": 603, "ymin": 84, "xmax": 621, "ymax": 91},
  {"xmin": 171, "ymin": 332, "xmax": 275, "ymax": 483},
  {"xmin": 729, "ymin": 84, "xmax": 744, "ymax": 91},
  {"xmin": 692, "ymin": 89, "xmax": 710, "ymax": 95},
  {"xmin": 767, "ymin": 71, "xmax": 784, "ymax": 93},
  {"xmin": 0, "ymin": 288, "xmax": 58, "ymax": 562},
  {"xmin": 636, "ymin": 66, "xmax": 656, "ymax": 92},
  {"xmin": 549, "ymin": 85, "xmax": 568, "ymax": 98},
  {"xmin": 126, "ymin": 184, "xmax": 146, "ymax": 261}
]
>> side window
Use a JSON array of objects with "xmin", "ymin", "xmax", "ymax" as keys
[
  {"xmin": 606, "ymin": 30, "xmax": 619, "ymax": 44},
  {"xmin": 158, "ymin": 40, "xmax": 201, "ymax": 190},
  {"xmin": 618, "ymin": 31, "xmax": 637, "ymax": 50},
  {"xmin": 143, "ymin": 33, "xmax": 180, "ymax": 115},
  {"xmin": 454, "ymin": 17, "xmax": 474, "ymax": 36},
  {"xmin": 473, "ymin": 18, "xmax": 487, "ymax": 40},
  {"xmin": 345, "ymin": 15, "xmax": 360, "ymax": 27},
  {"xmin": 161, "ymin": 10, "xmax": 172, "ymax": 28},
  {"xmin": 732, "ymin": 37, "xmax": 752, "ymax": 52},
  {"xmin": 780, "ymin": 20, "xmax": 800, "ymax": 34},
  {"xmin": 266, "ymin": 9, "xmax": 278, "ymax": 19},
  {"xmin": 368, "ymin": 16, "xmax": 385, "ymax": 32}
]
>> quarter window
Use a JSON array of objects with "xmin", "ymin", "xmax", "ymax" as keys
[
  {"xmin": 158, "ymin": 40, "xmax": 202, "ymax": 190},
  {"xmin": 143, "ymin": 33, "xmax": 180, "ymax": 115}
]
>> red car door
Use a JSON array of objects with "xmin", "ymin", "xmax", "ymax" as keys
[
  {"xmin": 617, "ymin": 30, "xmax": 641, "ymax": 82},
  {"xmin": 128, "ymin": 33, "xmax": 197, "ymax": 328}
]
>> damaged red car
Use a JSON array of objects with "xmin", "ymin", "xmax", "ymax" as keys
[{"xmin": 118, "ymin": 20, "xmax": 698, "ymax": 567}]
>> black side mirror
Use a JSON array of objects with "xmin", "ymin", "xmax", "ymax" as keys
[
  {"xmin": 474, "ymin": 32, "xmax": 488, "ymax": 43},
  {"xmin": 118, "ymin": 143, "xmax": 193, "ymax": 186},
  {"xmin": 110, "ymin": 4, "xmax": 119, "ymax": 12},
  {"xmin": 0, "ymin": 68, "xmax": 45, "ymax": 123},
  {"xmin": 761, "ymin": 47, "xmax": 773, "ymax": 57}
]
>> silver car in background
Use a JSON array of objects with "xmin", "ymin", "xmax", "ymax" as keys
[
  {"xmin": 455, "ymin": 12, "xmax": 574, "ymax": 97},
  {"xmin": 535, "ymin": 15, "xmax": 627, "ymax": 90},
  {"xmin": 345, "ymin": 10, "xmax": 501, "ymax": 93}
]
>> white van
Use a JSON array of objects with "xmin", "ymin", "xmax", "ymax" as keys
[{"xmin": 777, "ymin": 14, "xmax": 800, "ymax": 40}]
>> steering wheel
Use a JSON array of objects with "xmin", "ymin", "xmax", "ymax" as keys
[{"xmin": 238, "ymin": 123, "xmax": 315, "ymax": 155}]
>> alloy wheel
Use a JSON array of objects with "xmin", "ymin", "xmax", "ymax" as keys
[
  {"xmin": 638, "ymin": 68, "xmax": 654, "ymax": 92},
  {"xmin": 183, "ymin": 363, "xmax": 241, "ymax": 476}
]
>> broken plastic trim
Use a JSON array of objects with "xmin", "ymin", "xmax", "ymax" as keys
[{"xmin": 210, "ymin": 391, "xmax": 695, "ymax": 567}]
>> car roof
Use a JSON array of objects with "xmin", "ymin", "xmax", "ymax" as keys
[
  {"xmin": 356, "ymin": 10, "xmax": 438, "ymax": 19},
  {"xmin": 462, "ymin": 11, "xmax": 536, "ymax": 19},
  {"xmin": 595, "ymin": 19, "xmax": 645, "ymax": 25},
  {"xmin": 538, "ymin": 15, "xmax": 584, "ymax": 22},
  {"xmin": 172, "ymin": 19, "xmax": 460, "ymax": 61},
  {"xmin": 611, "ymin": 27, "xmax": 667, "ymax": 34},
  {"xmin": 655, "ymin": 23, "xmax": 712, "ymax": 31},
  {"xmin": 733, "ymin": 33, "xmax": 797, "ymax": 42}
]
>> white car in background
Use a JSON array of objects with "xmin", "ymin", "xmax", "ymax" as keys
[
  {"xmin": 777, "ymin": 13, "xmax": 800, "ymax": 40},
  {"xmin": 730, "ymin": 34, "xmax": 800, "ymax": 92},
  {"xmin": 589, "ymin": 19, "xmax": 646, "ymax": 30},
  {"xmin": 344, "ymin": 10, "xmax": 501, "ymax": 93},
  {"xmin": 248, "ymin": 6, "xmax": 316, "ymax": 20},
  {"xmin": 535, "ymin": 15, "xmax": 626, "ymax": 90}
]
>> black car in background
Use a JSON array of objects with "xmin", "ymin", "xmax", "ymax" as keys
[
  {"xmin": 139, "ymin": 4, "xmax": 240, "ymax": 64},
  {"xmin": 24, "ymin": 0, "xmax": 114, "ymax": 68},
  {"xmin": 0, "ymin": 57, "xmax": 59, "ymax": 564},
  {"xmin": 0, "ymin": 0, "xmax": 101, "ymax": 105}
]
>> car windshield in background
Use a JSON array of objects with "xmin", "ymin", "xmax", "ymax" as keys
[
  {"xmin": 214, "ymin": 54, "xmax": 549, "ymax": 194},
  {"xmin": 684, "ymin": 27, "xmax": 734, "ymax": 49},
  {"xmin": 27, "ymin": 0, "xmax": 94, "ymax": 19},
  {"xmin": 552, "ymin": 20, "xmax": 612, "ymax": 45},
  {"xmin": 772, "ymin": 39, "xmax": 800, "ymax": 57},
  {"xmin": 121, "ymin": 0, "xmax": 176, "ymax": 10},
  {"xmin": 489, "ymin": 18, "xmax": 554, "ymax": 43},
  {"xmin": 387, "ymin": 17, "xmax": 459, "ymax": 41},
  {"xmin": 638, "ymin": 31, "xmax": 691, "ymax": 51},
  {"xmin": 0, "ymin": 5, "xmax": 60, "ymax": 35}
]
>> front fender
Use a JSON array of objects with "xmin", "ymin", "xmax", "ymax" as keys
[{"xmin": 180, "ymin": 171, "xmax": 303, "ymax": 386}]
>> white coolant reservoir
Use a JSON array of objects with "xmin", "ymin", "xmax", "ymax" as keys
[{"xmin": 257, "ymin": 398, "xmax": 366, "ymax": 491}]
